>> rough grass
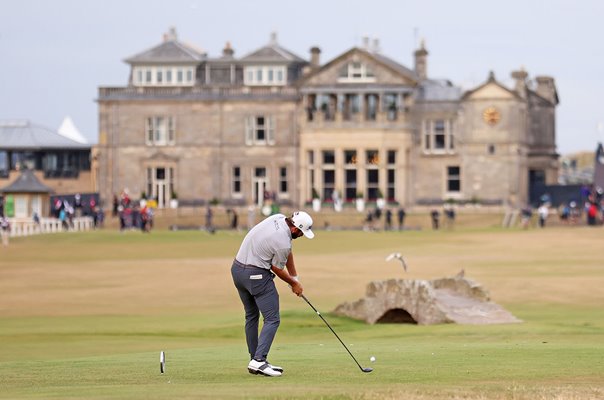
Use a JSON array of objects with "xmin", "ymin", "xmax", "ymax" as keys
[{"xmin": 0, "ymin": 226, "xmax": 603, "ymax": 399}]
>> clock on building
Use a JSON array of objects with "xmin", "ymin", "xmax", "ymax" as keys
[{"xmin": 482, "ymin": 107, "xmax": 501, "ymax": 126}]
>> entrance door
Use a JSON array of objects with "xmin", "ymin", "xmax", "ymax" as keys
[
  {"xmin": 252, "ymin": 167, "xmax": 267, "ymax": 207},
  {"xmin": 147, "ymin": 167, "xmax": 171, "ymax": 208}
]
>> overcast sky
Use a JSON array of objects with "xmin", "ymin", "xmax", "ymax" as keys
[{"xmin": 2, "ymin": 0, "xmax": 603, "ymax": 154}]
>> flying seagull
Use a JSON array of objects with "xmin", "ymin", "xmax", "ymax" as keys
[{"xmin": 385, "ymin": 252, "xmax": 408, "ymax": 272}]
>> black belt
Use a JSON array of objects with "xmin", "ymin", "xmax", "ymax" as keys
[{"xmin": 233, "ymin": 259, "xmax": 268, "ymax": 271}]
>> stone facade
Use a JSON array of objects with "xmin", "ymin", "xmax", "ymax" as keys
[{"xmin": 96, "ymin": 29, "xmax": 559, "ymax": 209}]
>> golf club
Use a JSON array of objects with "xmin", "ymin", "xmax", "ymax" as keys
[{"xmin": 300, "ymin": 294, "xmax": 373, "ymax": 373}]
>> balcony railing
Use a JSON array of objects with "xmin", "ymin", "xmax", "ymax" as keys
[{"xmin": 98, "ymin": 86, "xmax": 300, "ymax": 101}]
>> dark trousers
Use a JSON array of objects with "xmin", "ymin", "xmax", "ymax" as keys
[{"xmin": 231, "ymin": 260, "xmax": 280, "ymax": 361}]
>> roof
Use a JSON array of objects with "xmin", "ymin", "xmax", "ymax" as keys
[
  {"xmin": 461, "ymin": 71, "xmax": 520, "ymax": 100},
  {"xmin": 124, "ymin": 28, "xmax": 206, "ymax": 64},
  {"xmin": 298, "ymin": 47, "xmax": 418, "ymax": 86},
  {"xmin": 416, "ymin": 79, "xmax": 462, "ymax": 101},
  {"xmin": 369, "ymin": 51, "xmax": 417, "ymax": 80},
  {"xmin": 0, "ymin": 120, "xmax": 91, "ymax": 150},
  {"xmin": 0, "ymin": 169, "xmax": 54, "ymax": 194},
  {"xmin": 240, "ymin": 32, "xmax": 306, "ymax": 63}
]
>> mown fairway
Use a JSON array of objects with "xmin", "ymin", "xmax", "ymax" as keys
[{"xmin": 0, "ymin": 226, "xmax": 603, "ymax": 399}]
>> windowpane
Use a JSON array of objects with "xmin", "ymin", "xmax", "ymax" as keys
[
  {"xmin": 233, "ymin": 166, "xmax": 241, "ymax": 193},
  {"xmin": 322, "ymin": 150, "xmax": 335, "ymax": 164},
  {"xmin": 345, "ymin": 150, "xmax": 357, "ymax": 164},
  {"xmin": 435, "ymin": 134, "xmax": 446, "ymax": 149},
  {"xmin": 323, "ymin": 169, "xmax": 335, "ymax": 199},
  {"xmin": 345, "ymin": 169, "xmax": 357, "ymax": 201},
  {"xmin": 279, "ymin": 167, "xmax": 287, "ymax": 193},
  {"xmin": 387, "ymin": 150, "xmax": 396, "ymax": 164},
  {"xmin": 447, "ymin": 166, "xmax": 461, "ymax": 192},
  {"xmin": 366, "ymin": 150, "xmax": 379, "ymax": 165}
]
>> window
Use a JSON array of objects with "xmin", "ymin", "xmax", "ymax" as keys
[
  {"xmin": 134, "ymin": 66, "xmax": 194, "ymax": 86},
  {"xmin": 0, "ymin": 151, "xmax": 7, "ymax": 170},
  {"xmin": 387, "ymin": 150, "xmax": 396, "ymax": 165},
  {"xmin": 245, "ymin": 115, "xmax": 275, "ymax": 145},
  {"xmin": 232, "ymin": 166, "xmax": 241, "ymax": 195},
  {"xmin": 447, "ymin": 166, "xmax": 461, "ymax": 192},
  {"xmin": 488, "ymin": 144, "xmax": 495, "ymax": 154},
  {"xmin": 345, "ymin": 169, "xmax": 357, "ymax": 201},
  {"xmin": 387, "ymin": 169, "xmax": 395, "ymax": 200},
  {"xmin": 323, "ymin": 169, "xmax": 335, "ymax": 200},
  {"xmin": 279, "ymin": 167, "xmax": 288, "ymax": 194},
  {"xmin": 337, "ymin": 62, "xmax": 376, "ymax": 82},
  {"xmin": 244, "ymin": 66, "xmax": 287, "ymax": 86},
  {"xmin": 345, "ymin": 150, "xmax": 357, "ymax": 165},
  {"xmin": 146, "ymin": 116, "xmax": 176, "ymax": 146},
  {"xmin": 322, "ymin": 150, "xmax": 335, "ymax": 165},
  {"xmin": 367, "ymin": 169, "xmax": 379, "ymax": 200},
  {"xmin": 434, "ymin": 121, "xmax": 446, "ymax": 149},
  {"xmin": 423, "ymin": 119, "xmax": 455, "ymax": 154},
  {"xmin": 366, "ymin": 150, "xmax": 379, "ymax": 165},
  {"xmin": 387, "ymin": 150, "xmax": 396, "ymax": 200}
]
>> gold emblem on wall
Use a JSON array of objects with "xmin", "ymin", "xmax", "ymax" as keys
[{"xmin": 482, "ymin": 107, "xmax": 501, "ymax": 126}]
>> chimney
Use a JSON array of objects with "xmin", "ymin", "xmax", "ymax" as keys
[
  {"xmin": 535, "ymin": 76, "xmax": 559, "ymax": 105},
  {"xmin": 164, "ymin": 27, "xmax": 177, "ymax": 42},
  {"xmin": 414, "ymin": 39, "xmax": 428, "ymax": 81},
  {"xmin": 269, "ymin": 32, "xmax": 278, "ymax": 45},
  {"xmin": 511, "ymin": 68, "xmax": 528, "ymax": 98},
  {"xmin": 223, "ymin": 41, "xmax": 234, "ymax": 58},
  {"xmin": 362, "ymin": 36, "xmax": 370, "ymax": 50},
  {"xmin": 372, "ymin": 38, "xmax": 380, "ymax": 53},
  {"xmin": 310, "ymin": 46, "xmax": 321, "ymax": 68}
]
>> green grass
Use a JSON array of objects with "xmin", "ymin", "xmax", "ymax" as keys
[{"xmin": 0, "ymin": 227, "xmax": 603, "ymax": 399}]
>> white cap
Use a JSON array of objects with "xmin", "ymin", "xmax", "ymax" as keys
[{"xmin": 291, "ymin": 211, "xmax": 314, "ymax": 239}]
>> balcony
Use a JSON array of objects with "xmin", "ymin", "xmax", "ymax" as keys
[{"xmin": 98, "ymin": 86, "xmax": 300, "ymax": 101}]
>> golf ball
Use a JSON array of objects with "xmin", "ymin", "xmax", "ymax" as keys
[{"xmin": 370, "ymin": 356, "xmax": 376, "ymax": 362}]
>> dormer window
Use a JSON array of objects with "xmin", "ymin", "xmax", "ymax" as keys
[
  {"xmin": 337, "ymin": 62, "xmax": 376, "ymax": 83},
  {"xmin": 133, "ymin": 66, "xmax": 195, "ymax": 87},
  {"xmin": 244, "ymin": 66, "xmax": 286, "ymax": 86}
]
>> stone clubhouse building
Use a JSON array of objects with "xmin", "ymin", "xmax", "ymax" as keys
[{"xmin": 96, "ymin": 28, "xmax": 559, "ymax": 210}]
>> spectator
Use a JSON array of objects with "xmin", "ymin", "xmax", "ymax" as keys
[
  {"xmin": 385, "ymin": 209, "xmax": 392, "ymax": 231},
  {"xmin": 205, "ymin": 206, "xmax": 215, "ymax": 233},
  {"xmin": 0, "ymin": 215, "xmax": 10, "ymax": 246},
  {"xmin": 538, "ymin": 204, "xmax": 549, "ymax": 228},
  {"xmin": 430, "ymin": 209, "xmax": 440, "ymax": 230},
  {"xmin": 444, "ymin": 206, "xmax": 456, "ymax": 229},
  {"xmin": 397, "ymin": 207, "xmax": 406, "ymax": 231},
  {"xmin": 520, "ymin": 206, "xmax": 533, "ymax": 229}
]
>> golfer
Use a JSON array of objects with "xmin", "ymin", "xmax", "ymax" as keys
[{"xmin": 231, "ymin": 211, "xmax": 314, "ymax": 377}]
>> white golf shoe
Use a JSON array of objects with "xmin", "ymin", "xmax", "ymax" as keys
[{"xmin": 247, "ymin": 359, "xmax": 282, "ymax": 377}]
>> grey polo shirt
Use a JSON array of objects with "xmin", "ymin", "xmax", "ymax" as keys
[{"xmin": 235, "ymin": 214, "xmax": 292, "ymax": 270}]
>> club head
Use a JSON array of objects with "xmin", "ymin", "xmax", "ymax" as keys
[{"xmin": 362, "ymin": 367, "xmax": 373, "ymax": 373}]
